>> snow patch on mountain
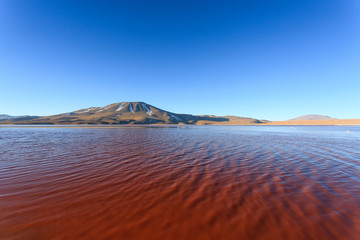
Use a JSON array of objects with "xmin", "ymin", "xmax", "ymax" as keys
[
  {"xmin": 116, "ymin": 103, "xmax": 124, "ymax": 111},
  {"xmin": 76, "ymin": 107, "xmax": 97, "ymax": 113},
  {"xmin": 142, "ymin": 103, "xmax": 152, "ymax": 117},
  {"xmin": 170, "ymin": 113, "xmax": 181, "ymax": 121},
  {"xmin": 98, "ymin": 105, "xmax": 112, "ymax": 112}
]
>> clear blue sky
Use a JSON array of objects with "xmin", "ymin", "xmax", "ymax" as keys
[{"xmin": 1, "ymin": 0, "xmax": 359, "ymax": 120}]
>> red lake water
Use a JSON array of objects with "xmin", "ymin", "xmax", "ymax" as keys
[{"xmin": 0, "ymin": 126, "xmax": 359, "ymax": 239}]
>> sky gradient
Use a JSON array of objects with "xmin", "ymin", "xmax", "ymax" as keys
[{"xmin": 1, "ymin": 0, "xmax": 359, "ymax": 120}]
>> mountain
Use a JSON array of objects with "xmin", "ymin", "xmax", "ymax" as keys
[
  {"xmin": 0, "ymin": 114, "xmax": 39, "ymax": 122},
  {"xmin": 1, "ymin": 102, "xmax": 266, "ymax": 125},
  {"xmin": 289, "ymin": 115, "xmax": 335, "ymax": 121},
  {"xmin": 0, "ymin": 114, "xmax": 15, "ymax": 120}
]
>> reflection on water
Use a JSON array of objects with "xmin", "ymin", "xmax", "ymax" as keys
[{"xmin": 0, "ymin": 126, "xmax": 359, "ymax": 240}]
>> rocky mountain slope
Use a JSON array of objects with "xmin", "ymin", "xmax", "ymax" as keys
[{"xmin": 1, "ymin": 102, "xmax": 265, "ymax": 125}]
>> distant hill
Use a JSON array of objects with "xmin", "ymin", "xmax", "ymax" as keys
[
  {"xmin": 263, "ymin": 114, "xmax": 359, "ymax": 126},
  {"xmin": 0, "ymin": 114, "xmax": 39, "ymax": 122},
  {"xmin": 1, "ymin": 102, "xmax": 266, "ymax": 125},
  {"xmin": 289, "ymin": 115, "xmax": 335, "ymax": 121},
  {"xmin": 0, "ymin": 114, "xmax": 15, "ymax": 120}
]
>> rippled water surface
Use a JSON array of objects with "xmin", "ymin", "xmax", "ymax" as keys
[{"xmin": 1, "ymin": 126, "xmax": 359, "ymax": 240}]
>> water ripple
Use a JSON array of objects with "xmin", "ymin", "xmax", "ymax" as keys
[{"xmin": 0, "ymin": 126, "xmax": 359, "ymax": 240}]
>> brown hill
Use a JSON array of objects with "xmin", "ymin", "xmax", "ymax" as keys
[{"xmin": 2, "ymin": 102, "xmax": 266, "ymax": 125}]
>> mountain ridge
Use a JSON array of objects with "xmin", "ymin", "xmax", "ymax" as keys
[
  {"xmin": 0, "ymin": 102, "xmax": 266, "ymax": 125},
  {"xmin": 2, "ymin": 102, "xmax": 359, "ymax": 125}
]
